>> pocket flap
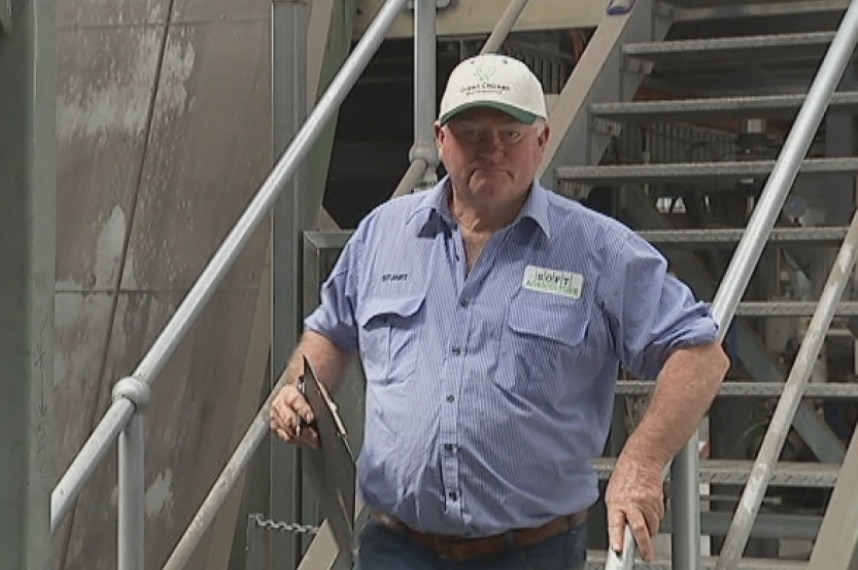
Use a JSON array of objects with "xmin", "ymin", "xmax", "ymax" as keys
[
  {"xmin": 357, "ymin": 294, "xmax": 425, "ymax": 328},
  {"xmin": 508, "ymin": 291, "xmax": 590, "ymax": 346}
]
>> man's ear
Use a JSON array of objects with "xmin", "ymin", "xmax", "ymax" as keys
[
  {"xmin": 537, "ymin": 124, "xmax": 551, "ymax": 150},
  {"xmin": 434, "ymin": 121, "xmax": 445, "ymax": 159}
]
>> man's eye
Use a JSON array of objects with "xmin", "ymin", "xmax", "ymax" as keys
[{"xmin": 502, "ymin": 130, "xmax": 523, "ymax": 143}]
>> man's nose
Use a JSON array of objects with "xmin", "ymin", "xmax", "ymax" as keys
[{"xmin": 478, "ymin": 130, "xmax": 505, "ymax": 155}]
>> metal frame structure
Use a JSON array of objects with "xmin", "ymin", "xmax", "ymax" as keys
[
  {"xmin": 0, "ymin": 0, "xmax": 55, "ymax": 567},
  {"xmin": 35, "ymin": 0, "xmax": 858, "ymax": 567}
]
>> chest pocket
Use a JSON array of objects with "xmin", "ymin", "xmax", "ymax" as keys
[
  {"xmin": 496, "ymin": 289, "xmax": 591, "ymax": 398},
  {"xmin": 357, "ymin": 294, "xmax": 425, "ymax": 385}
]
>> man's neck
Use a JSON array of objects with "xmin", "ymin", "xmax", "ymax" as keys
[{"xmin": 450, "ymin": 191, "xmax": 529, "ymax": 235}]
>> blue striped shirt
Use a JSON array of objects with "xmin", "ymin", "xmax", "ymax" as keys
[{"xmin": 304, "ymin": 178, "xmax": 718, "ymax": 537}]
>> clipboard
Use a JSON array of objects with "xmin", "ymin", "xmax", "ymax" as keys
[{"xmin": 300, "ymin": 356, "xmax": 357, "ymax": 555}]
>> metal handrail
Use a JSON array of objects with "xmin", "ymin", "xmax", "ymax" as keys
[
  {"xmin": 161, "ymin": 0, "xmax": 534, "ymax": 566},
  {"xmin": 712, "ymin": 5, "xmax": 858, "ymax": 565},
  {"xmin": 607, "ymin": 2, "xmax": 858, "ymax": 567},
  {"xmin": 49, "ymin": 0, "xmax": 410, "ymax": 563},
  {"xmin": 388, "ymin": 0, "xmax": 531, "ymax": 199}
]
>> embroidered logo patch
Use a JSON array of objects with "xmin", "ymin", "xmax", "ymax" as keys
[{"xmin": 522, "ymin": 265, "xmax": 583, "ymax": 299}]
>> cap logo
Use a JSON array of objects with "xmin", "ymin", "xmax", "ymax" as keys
[
  {"xmin": 460, "ymin": 60, "xmax": 510, "ymax": 97},
  {"xmin": 474, "ymin": 61, "xmax": 497, "ymax": 82}
]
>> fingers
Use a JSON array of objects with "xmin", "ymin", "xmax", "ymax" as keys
[
  {"xmin": 606, "ymin": 504, "xmax": 627, "ymax": 555},
  {"xmin": 269, "ymin": 385, "xmax": 319, "ymax": 449},
  {"xmin": 607, "ymin": 502, "xmax": 658, "ymax": 562}
]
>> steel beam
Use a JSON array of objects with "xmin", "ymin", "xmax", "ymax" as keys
[
  {"xmin": 272, "ymin": 1, "xmax": 311, "ymax": 567},
  {"xmin": 537, "ymin": 0, "xmax": 668, "ymax": 189},
  {"xmin": 0, "ymin": 0, "xmax": 55, "ymax": 567},
  {"xmin": 808, "ymin": 427, "xmax": 858, "ymax": 570}
]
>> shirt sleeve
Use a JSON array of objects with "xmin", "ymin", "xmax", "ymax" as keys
[
  {"xmin": 303, "ymin": 224, "xmax": 365, "ymax": 352},
  {"xmin": 600, "ymin": 231, "xmax": 720, "ymax": 380}
]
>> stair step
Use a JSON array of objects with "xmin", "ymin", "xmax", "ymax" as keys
[
  {"xmin": 736, "ymin": 301, "xmax": 858, "ymax": 316},
  {"xmin": 623, "ymin": 31, "xmax": 836, "ymax": 63},
  {"xmin": 617, "ymin": 380, "xmax": 858, "ymax": 399},
  {"xmin": 586, "ymin": 551, "xmax": 808, "ymax": 569},
  {"xmin": 555, "ymin": 157, "xmax": 858, "ymax": 184},
  {"xmin": 591, "ymin": 92, "xmax": 858, "ymax": 122},
  {"xmin": 593, "ymin": 458, "xmax": 840, "ymax": 487},
  {"xmin": 639, "ymin": 227, "xmax": 848, "ymax": 245}
]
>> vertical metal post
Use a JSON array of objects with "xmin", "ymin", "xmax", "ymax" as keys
[
  {"xmin": 113, "ymin": 378, "xmax": 151, "ymax": 570},
  {"xmin": 0, "ymin": 0, "xmax": 55, "ymax": 567},
  {"xmin": 409, "ymin": 0, "xmax": 438, "ymax": 190},
  {"xmin": 272, "ymin": 1, "xmax": 309, "ymax": 567}
]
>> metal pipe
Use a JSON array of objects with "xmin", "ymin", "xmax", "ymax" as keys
[
  {"xmin": 605, "ymin": 526, "xmax": 635, "ymax": 570},
  {"xmin": 716, "ymin": 204, "xmax": 858, "ymax": 566},
  {"xmin": 409, "ymin": 0, "xmax": 438, "ymax": 188},
  {"xmin": 114, "ymin": 378, "xmax": 150, "ymax": 570},
  {"xmin": 670, "ymin": 3, "xmax": 858, "ymax": 567},
  {"xmin": 51, "ymin": 399, "xmax": 134, "ymax": 531},
  {"xmin": 50, "ymin": 0, "xmax": 409, "ymax": 530},
  {"xmin": 390, "ymin": 157, "xmax": 428, "ymax": 198},
  {"xmin": 118, "ymin": 414, "xmax": 145, "ymax": 570},
  {"xmin": 162, "ymin": 375, "xmax": 288, "ymax": 570},
  {"xmin": 481, "ymin": 0, "xmax": 529, "ymax": 54}
]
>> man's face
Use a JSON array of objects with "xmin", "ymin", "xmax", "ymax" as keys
[{"xmin": 435, "ymin": 107, "xmax": 550, "ymax": 208}]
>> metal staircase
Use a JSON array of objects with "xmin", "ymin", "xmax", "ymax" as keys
[{"xmin": 545, "ymin": 1, "xmax": 858, "ymax": 568}]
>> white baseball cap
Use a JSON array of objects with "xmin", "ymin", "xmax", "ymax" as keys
[{"xmin": 439, "ymin": 53, "xmax": 548, "ymax": 125}]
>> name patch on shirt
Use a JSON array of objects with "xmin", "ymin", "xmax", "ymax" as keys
[
  {"xmin": 522, "ymin": 265, "xmax": 583, "ymax": 299},
  {"xmin": 382, "ymin": 273, "xmax": 409, "ymax": 283}
]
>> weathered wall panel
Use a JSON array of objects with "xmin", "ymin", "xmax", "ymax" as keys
[
  {"xmin": 121, "ymin": 18, "xmax": 271, "ymax": 293},
  {"xmin": 60, "ymin": 289, "xmax": 262, "ymax": 570},
  {"xmin": 53, "ymin": 0, "xmax": 272, "ymax": 566},
  {"xmin": 57, "ymin": 0, "xmax": 169, "ymax": 28}
]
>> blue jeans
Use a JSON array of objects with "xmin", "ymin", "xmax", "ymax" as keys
[{"xmin": 353, "ymin": 518, "xmax": 588, "ymax": 570}]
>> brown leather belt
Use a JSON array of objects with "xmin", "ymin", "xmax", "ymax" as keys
[{"xmin": 371, "ymin": 510, "xmax": 588, "ymax": 561}]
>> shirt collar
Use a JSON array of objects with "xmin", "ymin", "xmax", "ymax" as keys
[{"xmin": 406, "ymin": 176, "xmax": 551, "ymax": 239}]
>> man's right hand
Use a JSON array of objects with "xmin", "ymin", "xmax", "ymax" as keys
[{"xmin": 269, "ymin": 383, "xmax": 320, "ymax": 449}]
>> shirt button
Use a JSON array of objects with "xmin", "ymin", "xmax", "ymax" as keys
[
  {"xmin": 448, "ymin": 491, "xmax": 458, "ymax": 501},
  {"xmin": 459, "ymin": 299, "xmax": 469, "ymax": 308},
  {"xmin": 444, "ymin": 443, "xmax": 454, "ymax": 452},
  {"xmin": 451, "ymin": 346, "xmax": 462, "ymax": 355},
  {"xmin": 446, "ymin": 394, "xmax": 455, "ymax": 403}
]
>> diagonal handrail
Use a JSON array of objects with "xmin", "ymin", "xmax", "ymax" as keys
[
  {"xmin": 163, "ymin": 1, "xmax": 535, "ymax": 567},
  {"xmin": 50, "ymin": 0, "xmax": 410, "ymax": 540},
  {"xmin": 607, "ymin": 1, "xmax": 858, "ymax": 567}
]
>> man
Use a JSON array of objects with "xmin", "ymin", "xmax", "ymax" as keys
[{"xmin": 270, "ymin": 53, "xmax": 729, "ymax": 569}]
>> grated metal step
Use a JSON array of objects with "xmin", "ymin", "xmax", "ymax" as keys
[
  {"xmin": 623, "ymin": 32, "xmax": 836, "ymax": 64},
  {"xmin": 617, "ymin": 380, "xmax": 858, "ymax": 399},
  {"xmin": 586, "ymin": 551, "xmax": 808, "ymax": 569},
  {"xmin": 593, "ymin": 458, "xmax": 840, "ymax": 487},
  {"xmin": 590, "ymin": 92, "xmax": 858, "ymax": 122},
  {"xmin": 736, "ymin": 301, "xmax": 858, "ymax": 316},
  {"xmin": 555, "ymin": 157, "xmax": 858, "ymax": 184},
  {"xmin": 638, "ymin": 227, "xmax": 848, "ymax": 246}
]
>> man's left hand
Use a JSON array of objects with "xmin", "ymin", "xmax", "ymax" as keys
[{"xmin": 604, "ymin": 454, "xmax": 665, "ymax": 562}]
